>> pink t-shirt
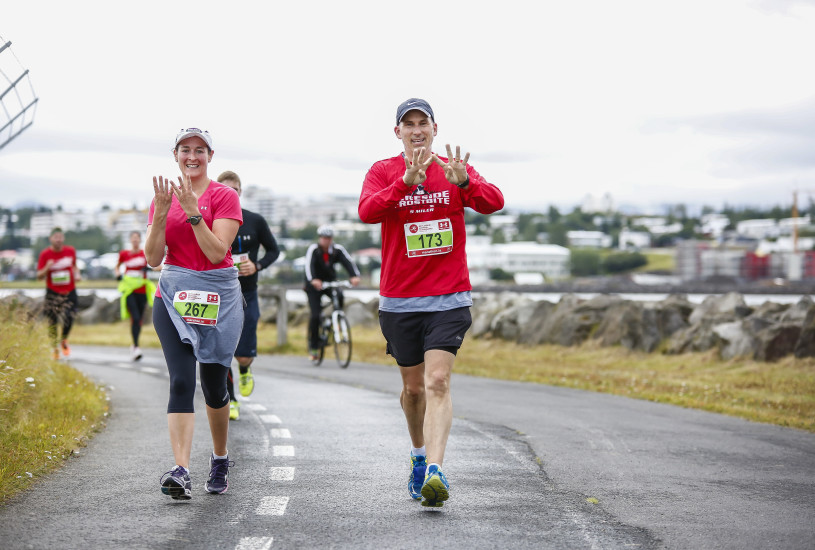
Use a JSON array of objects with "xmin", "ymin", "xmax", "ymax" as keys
[{"xmin": 148, "ymin": 180, "xmax": 243, "ymax": 272}]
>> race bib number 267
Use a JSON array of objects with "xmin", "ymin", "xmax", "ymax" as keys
[{"xmin": 173, "ymin": 290, "xmax": 220, "ymax": 326}]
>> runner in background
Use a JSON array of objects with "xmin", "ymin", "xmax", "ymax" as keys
[
  {"xmin": 36, "ymin": 227, "xmax": 80, "ymax": 360},
  {"xmin": 358, "ymin": 98, "xmax": 504, "ymax": 507},
  {"xmin": 116, "ymin": 230, "xmax": 156, "ymax": 361},
  {"xmin": 218, "ymin": 170, "xmax": 281, "ymax": 421}
]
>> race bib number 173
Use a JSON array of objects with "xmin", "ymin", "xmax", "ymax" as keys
[
  {"xmin": 173, "ymin": 290, "xmax": 220, "ymax": 326},
  {"xmin": 404, "ymin": 218, "xmax": 453, "ymax": 257}
]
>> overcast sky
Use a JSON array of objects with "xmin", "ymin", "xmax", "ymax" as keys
[{"xmin": 2, "ymin": 0, "xmax": 815, "ymax": 215}]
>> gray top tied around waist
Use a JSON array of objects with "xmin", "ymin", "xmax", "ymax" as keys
[{"xmin": 159, "ymin": 264, "xmax": 244, "ymax": 367}]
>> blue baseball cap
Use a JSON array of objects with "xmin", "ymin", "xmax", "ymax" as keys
[{"xmin": 396, "ymin": 98, "xmax": 435, "ymax": 124}]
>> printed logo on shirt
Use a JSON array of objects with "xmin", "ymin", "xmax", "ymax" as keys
[{"xmin": 398, "ymin": 189, "xmax": 450, "ymax": 209}]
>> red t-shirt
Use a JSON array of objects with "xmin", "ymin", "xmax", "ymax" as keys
[
  {"xmin": 358, "ymin": 155, "xmax": 504, "ymax": 298},
  {"xmin": 148, "ymin": 181, "xmax": 242, "ymax": 297},
  {"xmin": 118, "ymin": 249, "xmax": 148, "ymax": 294},
  {"xmin": 37, "ymin": 245, "xmax": 77, "ymax": 294}
]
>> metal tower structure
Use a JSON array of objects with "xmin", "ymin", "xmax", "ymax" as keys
[{"xmin": 0, "ymin": 35, "xmax": 38, "ymax": 151}]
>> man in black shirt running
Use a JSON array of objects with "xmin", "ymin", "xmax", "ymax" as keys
[{"xmin": 219, "ymin": 171, "xmax": 281, "ymax": 420}]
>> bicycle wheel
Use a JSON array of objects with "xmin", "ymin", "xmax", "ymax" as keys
[{"xmin": 333, "ymin": 312, "xmax": 352, "ymax": 368}]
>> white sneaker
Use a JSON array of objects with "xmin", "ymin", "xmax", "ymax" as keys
[{"xmin": 132, "ymin": 346, "xmax": 143, "ymax": 361}]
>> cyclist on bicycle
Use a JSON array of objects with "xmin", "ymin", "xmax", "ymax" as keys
[{"xmin": 304, "ymin": 225, "xmax": 361, "ymax": 360}]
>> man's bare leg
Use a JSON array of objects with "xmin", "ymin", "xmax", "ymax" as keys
[
  {"xmin": 422, "ymin": 350, "xmax": 455, "ymax": 466},
  {"xmin": 399, "ymin": 362, "xmax": 426, "ymax": 448}
]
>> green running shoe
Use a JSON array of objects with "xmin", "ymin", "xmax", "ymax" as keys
[
  {"xmin": 229, "ymin": 400, "xmax": 240, "ymax": 421},
  {"xmin": 238, "ymin": 368, "xmax": 255, "ymax": 397},
  {"xmin": 421, "ymin": 464, "xmax": 449, "ymax": 507}
]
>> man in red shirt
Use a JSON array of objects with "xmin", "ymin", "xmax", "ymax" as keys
[
  {"xmin": 36, "ymin": 227, "xmax": 80, "ymax": 359},
  {"xmin": 359, "ymin": 98, "xmax": 504, "ymax": 507}
]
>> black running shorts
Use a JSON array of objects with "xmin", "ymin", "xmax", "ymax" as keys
[{"xmin": 378, "ymin": 307, "xmax": 472, "ymax": 367}]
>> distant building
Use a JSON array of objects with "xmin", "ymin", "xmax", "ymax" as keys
[
  {"xmin": 700, "ymin": 213, "xmax": 730, "ymax": 238},
  {"xmin": 488, "ymin": 214, "xmax": 519, "ymax": 241},
  {"xmin": 567, "ymin": 230, "xmax": 612, "ymax": 248},
  {"xmin": 778, "ymin": 215, "xmax": 812, "ymax": 236},
  {"xmin": 736, "ymin": 219, "xmax": 779, "ymax": 240},
  {"xmin": 618, "ymin": 228, "xmax": 651, "ymax": 250},
  {"xmin": 467, "ymin": 236, "xmax": 570, "ymax": 282}
]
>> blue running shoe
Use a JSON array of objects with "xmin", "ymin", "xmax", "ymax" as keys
[
  {"xmin": 408, "ymin": 454, "xmax": 427, "ymax": 500},
  {"xmin": 161, "ymin": 465, "xmax": 192, "ymax": 500},
  {"xmin": 205, "ymin": 454, "xmax": 234, "ymax": 494},
  {"xmin": 421, "ymin": 464, "xmax": 450, "ymax": 507}
]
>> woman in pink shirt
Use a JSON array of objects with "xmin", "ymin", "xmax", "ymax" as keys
[{"xmin": 145, "ymin": 128, "xmax": 243, "ymax": 500}]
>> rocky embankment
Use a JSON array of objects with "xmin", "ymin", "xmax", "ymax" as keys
[
  {"xmin": 469, "ymin": 291, "xmax": 815, "ymax": 362},
  {"xmin": 3, "ymin": 283, "xmax": 813, "ymax": 362}
]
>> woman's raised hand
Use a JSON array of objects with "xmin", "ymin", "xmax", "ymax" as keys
[
  {"xmin": 152, "ymin": 176, "xmax": 173, "ymax": 216},
  {"xmin": 170, "ymin": 172, "xmax": 201, "ymax": 216}
]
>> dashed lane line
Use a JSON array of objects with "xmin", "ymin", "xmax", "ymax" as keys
[
  {"xmin": 269, "ymin": 467, "xmax": 295, "ymax": 481},
  {"xmin": 272, "ymin": 445, "xmax": 295, "ymax": 456},
  {"xmin": 235, "ymin": 536, "xmax": 274, "ymax": 550},
  {"xmin": 260, "ymin": 414, "xmax": 282, "ymax": 424},
  {"xmin": 269, "ymin": 428, "xmax": 291, "ymax": 438},
  {"xmin": 256, "ymin": 496, "xmax": 290, "ymax": 515}
]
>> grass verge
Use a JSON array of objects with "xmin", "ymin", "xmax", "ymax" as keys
[
  {"xmin": 0, "ymin": 304, "xmax": 109, "ymax": 505},
  {"xmin": 69, "ymin": 319, "xmax": 815, "ymax": 433}
]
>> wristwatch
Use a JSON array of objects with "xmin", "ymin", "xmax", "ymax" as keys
[
  {"xmin": 255, "ymin": 262, "xmax": 262, "ymax": 272},
  {"xmin": 186, "ymin": 215, "xmax": 202, "ymax": 225}
]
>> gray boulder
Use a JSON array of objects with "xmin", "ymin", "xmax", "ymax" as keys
[
  {"xmin": 794, "ymin": 306, "xmax": 815, "ymax": 358},
  {"xmin": 470, "ymin": 292, "xmax": 528, "ymax": 338},
  {"xmin": 540, "ymin": 294, "xmax": 624, "ymax": 347},
  {"xmin": 594, "ymin": 302, "xmax": 661, "ymax": 352},
  {"xmin": 688, "ymin": 292, "xmax": 746, "ymax": 325},
  {"xmin": 517, "ymin": 300, "xmax": 557, "ymax": 345},
  {"xmin": 490, "ymin": 297, "xmax": 537, "ymax": 341},
  {"xmin": 712, "ymin": 321, "xmax": 755, "ymax": 359},
  {"xmin": 754, "ymin": 323, "xmax": 802, "ymax": 362}
]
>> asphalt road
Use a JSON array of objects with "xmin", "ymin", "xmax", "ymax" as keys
[{"xmin": 1, "ymin": 346, "xmax": 813, "ymax": 549}]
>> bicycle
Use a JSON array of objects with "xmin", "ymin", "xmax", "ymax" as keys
[{"xmin": 310, "ymin": 280, "xmax": 352, "ymax": 368}]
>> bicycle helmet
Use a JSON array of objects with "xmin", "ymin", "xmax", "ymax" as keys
[{"xmin": 317, "ymin": 225, "xmax": 334, "ymax": 238}]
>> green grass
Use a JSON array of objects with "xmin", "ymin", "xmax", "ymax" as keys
[
  {"xmin": 0, "ymin": 304, "xmax": 109, "ymax": 505},
  {"xmin": 69, "ymin": 320, "xmax": 815, "ymax": 433},
  {"xmin": 640, "ymin": 250, "xmax": 675, "ymax": 272}
]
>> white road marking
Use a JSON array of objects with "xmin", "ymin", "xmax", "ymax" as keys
[
  {"xmin": 256, "ymin": 496, "xmax": 289, "ymax": 516},
  {"xmin": 245, "ymin": 403, "xmax": 267, "ymax": 411},
  {"xmin": 235, "ymin": 536, "xmax": 273, "ymax": 550},
  {"xmin": 270, "ymin": 428, "xmax": 291, "ymax": 438},
  {"xmin": 260, "ymin": 414, "xmax": 281, "ymax": 424},
  {"xmin": 140, "ymin": 366, "xmax": 161, "ymax": 374},
  {"xmin": 269, "ymin": 467, "xmax": 295, "ymax": 481},
  {"xmin": 272, "ymin": 445, "xmax": 295, "ymax": 456}
]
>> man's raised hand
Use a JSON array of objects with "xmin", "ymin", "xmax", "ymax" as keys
[
  {"xmin": 433, "ymin": 144, "xmax": 470, "ymax": 187},
  {"xmin": 403, "ymin": 147, "xmax": 435, "ymax": 187}
]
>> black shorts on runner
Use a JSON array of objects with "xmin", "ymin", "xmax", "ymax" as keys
[
  {"xmin": 378, "ymin": 307, "xmax": 472, "ymax": 367},
  {"xmin": 234, "ymin": 289, "xmax": 259, "ymax": 357}
]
